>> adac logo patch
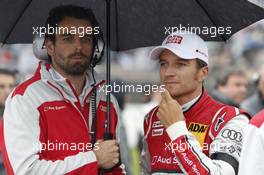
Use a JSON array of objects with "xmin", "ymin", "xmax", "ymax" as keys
[
  {"xmin": 188, "ymin": 122, "xmax": 208, "ymax": 146},
  {"xmin": 188, "ymin": 122, "xmax": 208, "ymax": 133}
]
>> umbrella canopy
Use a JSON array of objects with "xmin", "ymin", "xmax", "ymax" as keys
[{"xmin": 1, "ymin": 0, "xmax": 264, "ymax": 50}]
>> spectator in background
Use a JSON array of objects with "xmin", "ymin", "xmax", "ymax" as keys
[
  {"xmin": 241, "ymin": 67, "xmax": 264, "ymax": 115},
  {"xmin": 0, "ymin": 69, "xmax": 16, "ymax": 117},
  {"xmin": 210, "ymin": 69, "xmax": 248, "ymax": 107},
  {"xmin": 0, "ymin": 68, "xmax": 16, "ymax": 175}
]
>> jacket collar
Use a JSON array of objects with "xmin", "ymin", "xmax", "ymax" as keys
[
  {"xmin": 37, "ymin": 61, "xmax": 105, "ymax": 103},
  {"xmin": 183, "ymin": 88, "xmax": 210, "ymax": 114},
  {"xmin": 182, "ymin": 93, "xmax": 202, "ymax": 112}
]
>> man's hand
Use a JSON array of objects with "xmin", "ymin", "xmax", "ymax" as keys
[
  {"xmin": 93, "ymin": 139, "xmax": 120, "ymax": 169},
  {"xmin": 157, "ymin": 89, "xmax": 184, "ymax": 128}
]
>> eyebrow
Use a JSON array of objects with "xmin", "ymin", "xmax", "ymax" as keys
[
  {"xmin": 177, "ymin": 59, "xmax": 190, "ymax": 64},
  {"xmin": 60, "ymin": 33, "xmax": 93, "ymax": 38},
  {"xmin": 159, "ymin": 57, "xmax": 191, "ymax": 63},
  {"xmin": 60, "ymin": 33, "xmax": 73, "ymax": 37}
]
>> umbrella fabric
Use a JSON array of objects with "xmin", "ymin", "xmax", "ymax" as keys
[
  {"xmin": 117, "ymin": 0, "xmax": 264, "ymax": 50},
  {"xmin": 0, "ymin": 0, "xmax": 264, "ymax": 50}
]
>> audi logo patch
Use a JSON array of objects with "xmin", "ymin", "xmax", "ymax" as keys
[{"xmin": 221, "ymin": 129, "xmax": 242, "ymax": 142}]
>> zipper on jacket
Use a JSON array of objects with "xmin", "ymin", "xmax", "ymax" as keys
[{"xmin": 47, "ymin": 81, "xmax": 91, "ymax": 137}]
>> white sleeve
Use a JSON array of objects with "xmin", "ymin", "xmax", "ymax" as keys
[
  {"xmin": 238, "ymin": 124, "xmax": 264, "ymax": 175},
  {"xmin": 209, "ymin": 114, "xmax": 249, "ymax": 174},
  {"xmin": 166, "ymin": 114, "xmax": 249, "ymax": 175},
  {"xmin": 3, "ymin": 95, "xmax": 97, "ymax": 175}
]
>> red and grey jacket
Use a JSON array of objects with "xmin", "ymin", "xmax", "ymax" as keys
[
  {"xmin": 0, "ymin": 62, "xmax": 125, "ymax": 175},
  {"xmin": 239, "ymin": 109, "xmax": 264, "ymax": 175},
  {"xmin": 141, "ymin": 90, "xmax": 250, "ymax": 175}
]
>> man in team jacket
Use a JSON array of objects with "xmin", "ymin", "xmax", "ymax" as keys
[
  {"xmin": 140, "ymin": 32, "xmax": 250, "ymax": 175},
  {"xmin": 1, "ymin": 5, "xmax": 124, "ymax": 175}
]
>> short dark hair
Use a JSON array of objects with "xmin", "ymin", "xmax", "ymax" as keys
[
  {"xmin": 0, "ymin": 68, "xmax": 16, "ymax": 78},
  {"xmin": 196, "ymin": 59, "xmax": 207, "ymax": 69},
  {"xmin": 216, "ymin": 69, "xmax": 246, "ymax": 87},
  {"xmin": 45, "ymin": 5, "xmax": 99, "ymax": 43}
]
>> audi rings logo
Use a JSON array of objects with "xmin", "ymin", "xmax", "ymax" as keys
[{"xmin": 221, "ymin": 129, "xmax": 242, "ymax": 142}]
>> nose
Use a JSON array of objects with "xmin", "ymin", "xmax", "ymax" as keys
[
  {"xmin": 74, "ymin": 37, "xmax": 83, "ymax": 51},
  {"xmin": 164, "ymin": 65, "xmax": 176, "ymax": 77}
]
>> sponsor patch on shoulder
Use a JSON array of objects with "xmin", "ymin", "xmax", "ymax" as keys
[
  {"xmin": 152, "ymin": 128, "xmax": 164, "ymax": 136},
  {"xmin": 152, "ymin": 121, "xmax": 163, "ymax": 128},
  {"xmin": 214, "ymin": 112, "xmax": 226, "ymax": 132}
]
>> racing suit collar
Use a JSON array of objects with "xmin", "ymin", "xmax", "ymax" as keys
[{"xmin": 182, "ymin": 92, "xmax": 202, "ymax": 112}]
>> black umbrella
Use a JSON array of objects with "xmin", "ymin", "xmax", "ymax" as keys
[
  {"xmin": 1, "ymin": 0, "xmax": 264, "ymax": 139},
  {"xmin": 1, "ymin": 0, "xmax": 264, "ymax": 48}
]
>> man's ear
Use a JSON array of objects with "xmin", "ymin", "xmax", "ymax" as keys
[
  {"xmin": 198, "ymin": 66, "xmax": 208, "ymax": 83},
  {"xmin": 45, "ymin": 38, "xmax": 54, "ymax": 58}
]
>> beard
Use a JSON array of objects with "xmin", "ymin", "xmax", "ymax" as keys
[
  {"xmin": 54, "ymin": 52, "xmax": 92, "ymax": 76},
  {"xmin": 65, "ymin": 63, "xmax": 90, "ymax": 75}
]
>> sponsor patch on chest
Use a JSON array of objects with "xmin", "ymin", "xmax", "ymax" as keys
[
  {"xmin": 44, "ymin": 105, "xmax": 67, "ymax": 111},
  {"xmin": 151, "ymin": 120, "xmax": 164, "ymax": 136},
  {"xmin": 187, "ymin": 122, "xmax": 209, "ymax": 146},
  {"xmin": 99, "ymin": 105, "xmax": 107, "ymax": 112}
]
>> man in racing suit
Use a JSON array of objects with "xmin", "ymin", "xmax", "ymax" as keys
[
  {"xmin": 140, "ymin": 32, "xmax": 250, "ymax": 175},
  {"xmin": 0, "ymin": 5, "xmax": 124, "ymax": 175}
]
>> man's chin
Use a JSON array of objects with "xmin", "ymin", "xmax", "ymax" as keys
[
  {"xmin": 64, "ymin": 65, "xmax": 89, "ymax": 75},
  {"xmin": 166, "ymin": 89, "xmax": 179, "ymax": 98}
]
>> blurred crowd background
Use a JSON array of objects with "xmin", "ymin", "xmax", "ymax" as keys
[{"xmin": 1, "ymin": 19, "xmax": 264, "ymax": 175}]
